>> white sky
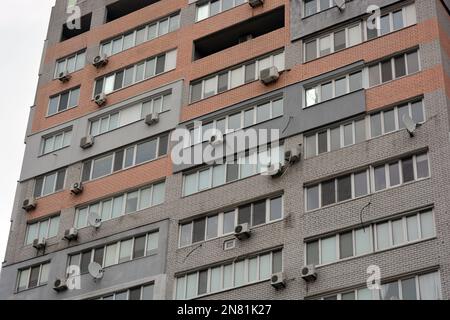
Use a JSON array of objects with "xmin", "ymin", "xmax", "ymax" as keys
[{"xmin": 0, "ymin": 0, "xmax": 56, "ymax": 267}]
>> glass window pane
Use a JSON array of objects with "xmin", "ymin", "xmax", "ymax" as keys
[
  {"xmin": 112, "ymin": 196, "xmax": 124, "ymax": 218},
  {"xmin": 230, "ymin": 67, "xmax": 244, "ymax": 88},
  {"xmin": 380, "ymin": 15, "xmax": 390, "ymax": 35},
  {"xmin": 305, "ymin": 40, "xmax": 317, "ymax": 61},
  {"xmin": 204, "ymin": 77, "xmax": 217, "ymax": 98},
  {"xmin": 393, "ymin": 10, "xmax": 404, "ymax": 30},
  {"xmin": 340, "ymin": 232, "xmax": 353, "ymax": 259},
  {"xmin": 319, "ymin": 35, "xmax": 331, "ymax": 56},
  {"xmin": 342, "ymin": 292, "xmax": 356, "ymax": 300},
  {"xmin": 76, "ymin": 208, "xmax": 88, "ymax": 228},
  {"xmin": 337, "ymin": 175, "xmax": 352, "ymax": 202},
  {"xmin": 321, "ymin": 82, "xmax": 333, "ymax": 101},
  {"xmin": 355, "ymin": 228, "xmax": 372, "ymax": 255},
  {"xmin": 18, "ymin": 269, "xmax": 30, "ymax": 291},
  {"xmin": 234, "ymin": 261, "xmax": 245, "ymax": 287},
  {"xmin": 305, "ymin": 87, "xmax": 319, "ymax": 107},
  {"xmin": 93, "ymin": 247, "xmax": 104, "ymax": 266},
  {"xmin": 104, "ymin": 243, "xmax": 118, "ymax": 267},
  {"xmin": 381, "ymin": 60, "xmax": 393, "ymax": 82},
  {"xmin": 245, "ymin": 62, "xmax": 256, "ymax": 83},
  {"xmin": 407, "ymin": 51, "xmax": 419, "ymax": 74},
  {"xmin": 358, "ymin": 288, "xmax": 374, "ymax": 300},
  {"xmin": 305, "ymin": 135, "xmax": 317, "ymax": 158},
  {"xmin": 392, "ymin": 219, "xmax": 405, "ymax": 245},
  {"xmin": 407, "ymin": 215, "xmax": 419, "ymax": 241},
  {"xmin": 321, "ymin": 180, "xmax": 336, "ymax": 206},
  {"xmin": 348, "ymin": 25, "xmax": 362, "ymax": 46},
  {"xmin": 125, "ymin": 191, "xmax": 138, "ymax": 213},
  {"xmin": 223, "ymin": 211, "xmax": 235, "ymax": 234},
  {"xmin": 304, "ymin": 0, "xmax": 317, "ymax": 16},
  {"xmin": 135, "ymin": 62, "xmax": 145, "ymax": 82},
  {"xmin": 383, "ymin": 109, "xmax": 396, "ymax": 133},
  {"xmin": 184, "ymin": 173, "xmax": 198, "ymax": 196},
  {"xmin": 248, "ymin": 258, "xmax": 258, "ymax": 283},
  {"xmin": 272, "ymin": 99, "xmax": 283, "ymax": 118},
  {"xmin": 411, "ymin": 101, "xmax": 424, "ymax": 123},
  {"xmin": 112, "ymin": 38, "xmax": 123, "ymax": 54},
  {"xmin": 374, "ymin": 165, "xmax": 386, "ymax": 191},
  {"xmin": 124, "ymin": 147, "xmax": 134, "ymax": 168},
  {"xmin": 212, "ymin": 164, "xmax": 226, "ymax": 187},
  {"xmin": 48, "ymin": 216, "xmax": 59, "ymax": 238},
  {"xmin": 158, "ymin": 19, "xmax": 169, "ymax": 36},
  {"xmin": 376, "ymin": 222, "xmax": 390, "ymax": 250},
  {"xmin": 115, "ymin": 291, "xmax": 127, "ymax": 300},
  {"xmin": 402, "ymin": 157, "xmax": 414, "ymax": 183},
  {"xmin": 206, "ymin": 215, "xmax": 218, "ymax": 240},
  {"xmin": 152, "ymin": 182, "xmax": 165, "ymax": 206},
  {"xmin": 343, "ymin": 123, "xmax": 353, "ymax": 146},
  {"xmin": 355, "ymin": 119, "xmax": 366, "ymax": 143},
  {"xmin": 272, "ymin": 250, "xmax": 283, "ymax": 274},
  {"xmin": 38, "ymin": 219, "xmax": 49, "ymax": 241},
  {"xmin": 244, "ymin": 109, "xmax": 255, "ymax": 127},
  {"xmin": 307, "ymin": 241, "xmax": 319, "ymax": 265},
  {"xmin": 381, "ymin": 282, "xmax": 400, "ymax": 300},
  {"xmin": 180, "ymin": 223, "xmax": 192, "ymax": 247},
  {"xmin": 28, "ymin": 266, "xmax": 40, "ymax": 288},
  {"xmin": 252, "ymin": 200, "xmax": 266, "ymax": 226},
  {"xmin": 270, "ymin": 197, "xmax": 282, "ymax": 221},
  {"xmin": 26, "ymin": 223, "xmax": 38, "ymax": 245},
  {"xmin": 58, "ymin": 92, "xmax": 69, "ymax": 111},
  {"xmin": 136, "ymin": 139, "xmax": 157, "ymax": 164},
  {"xmin": 218, "ymin": 73, "xmax": 228, "ymax": 93},
  {"xmin": 145, "ymin": 58, "xmax": 156, "ymax": 78},
  {"xmin": 198, "ymin": 169, "xmax": 211, "ymax": 191},
  {"xmin": 118, "ymin": 239, "xmax": 133, "ymax": 263},
  {"xmin": 389, "ymin": 162, "xmax": 400, "ymax": 186},
  {"xmin": 317, "ymin": 131, "xmax": 328, "ymax": 154},
  {"xmin": 419, "ymin": 272, "xmax": 440, "ymax": 300},
  {"xmin": 321, "ymin": 236, "xmax": 337, "ymax": 264},
  {"xmin": 420, "ymin": 211, "xmax": 435, "ymax": 238},
  {"xmin": 226, "ymin": 163, "xmax": 239, "ymax": 182},
  {"xmin": 334, "ymin": 30, "xmax": 346, "ymax": 51},
  {"xmin": 238, "ymin": 204, "xmax": 251, "ymax": 225},
  {"xmin": 92, "ymin": 155, "xmax": 113, "ymax": 179},
  {"xmin": 42, "ymin": 173, "xmax": 56, "ymax": 196},
  {"xmin": 131, "ymin": 235, "xmax": 146, "ymax": 260},
  {"xmin": 259, "ymin": 254, "xmax": 271, "ymax": 279},
  {"xmin": 68, "ymin": 88, "xmax": 80, "ymax": 107},
  {"xmin": 198, "ymin": 270, "xmax": 208, "ymax": 295},
  {"xmin": 123, "ymin": 33, "xmax": 134, "ymax": 50},
  {"xmin": 335, "ymin": 77, "xmax": 347, "ymax": 96},
  {"xmin": 39, "ymin": 263, "xmax": 50, "ymax": 285},
  {"xmin": 186, "ymin": 273, "xmax": 198, "ymax": 299},
  {"xmin": 128, "ymin": 287, "xmax": 141, "ymax": 300},
  {"xmin": 123, "ymin": 67, "xmax": 134, "ymax": 87},
  {"xmin": 371, "ymin": 113, "xmax": 382, "ymax": 137},
  {"xmin": 369, "ymin": 65, "xmax": 381, "ymax": 87},
  {"xmin": 307, "ymin": 185, "xmax": 319, "ymax": 210},
  {"xmin": 330, "ymin": 127, "xmax": 340, "ymax": 151},
  {"xmin": 395, "ymin": 55, "xmax": 406, "ymax": 78},
  {"xmin": 223, "ymin": 264, "xmax": 233, "ymax": 289},
  {"xmin": 402, "ymin": 278, "xmax": 417, "ymax": 300},
  {"xmin": 349, "ymin": 71, "xmax": 362, "ymax": 91},
  {"xmin": 80, "ymin": 251, "xmax": 92, "ymax": 274},
  {"xmin": 193, "ymin": 219, "xmax": 206, "ymax": 243},
  {"xmin": 210, "ymin": 267, "xmax": 222, "ymax": 293}
]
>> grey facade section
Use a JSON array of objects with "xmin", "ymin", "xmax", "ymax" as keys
[
  {"xmin": 20, "ymin": 80, "xmax": 183, "ymax": 181},
  {"xmin": 0, "ymin": 220, "xmax": 169, "ymax": 300}
]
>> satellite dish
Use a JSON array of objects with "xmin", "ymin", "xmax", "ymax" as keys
[
  {"xmin": 87, "ymin": 212, "xmax": 102, "ymax": 228},
  {"xmin": 401, "ymin": 114, "xmax": 417, "ymax": 137},
  {"xmin": 88, "ymin": 262, "xmax": 104, "ymax": 280},
  {"xmin": 334, "ymin": 0, "xmax": 346, "ymax": 10}
]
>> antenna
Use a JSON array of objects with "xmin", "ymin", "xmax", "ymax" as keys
[
  {"xmin": 401, "ymin": 114, "xmax": 417, "ymax": 137},
  {"xmin": 87, "ymin": 212, "xmax": 102, "ymax": 229},
  {"xmin": 334, "ymin": 0, "xmax": 346, "ymax": 10},
  {"xmin": 88, "ymin": 262, "xmax": 104, "ymax": 280}
]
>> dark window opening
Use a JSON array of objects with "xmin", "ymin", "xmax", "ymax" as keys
[
  {"xmin": 193, "ymin": 6, "xmax": 285, "ymax": 61},
  {"xmin": 106, "ymin": 0, "xmax": 161, "ymax": 23},
  {"xmin": 61, "ymin": 13, "xmax": 92, "ymax": 42}
]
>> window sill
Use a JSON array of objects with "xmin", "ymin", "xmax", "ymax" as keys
[
  {"xmin": 178, "ymin": 218, "xmax": 284, "ymax": 250},
  {"xmin": 38, "ymin": 145, "xmax": 71, "ymax": 158},
  {"xmin": 314, "ymin": 236, "xmax": 436, "ymax": 269},
  {"xmin": 34, "ymin": 189, "xmax": 66, "ymax": 201},
  {"xmin": 15, "ymin": 283, "xmax": 47, "ymax": 295}
]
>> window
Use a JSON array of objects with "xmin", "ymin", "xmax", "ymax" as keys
[
  {"xmin": 82, "ymin": 134, "xmax": 168, "ymax": 181},
  {"xmin": 196, "ymin": 0, "xmax": 248, "ymax": 22},
  {"xmin": 70, "ymin": 232, "xmax": 158, "ymax": 272},
  {"xmin": 307, "ymin": 210, "xmax": 434, "ymax": 265},
  {"xmin": 25, "ymin": 216, "xmax": 59, "ymax": 245},
  {"xmin": 317, "ymin": 271, "xmax": 440, "ymax": 300},
  {"xmin": 304, "ymin": 71, "xmax": 362, "ymax": 107},
  {"xmin": 368, "ymin": 50, "xmax": 420, "ymax": 88},
  {"xmin": 17, "ymin": 262, "xmax": 50, "ymax": 292},
  {"xmin": 94, "ymin": 50, "xmax": 177, "ymax": 96},
  {"xmin": 190, "ymin": 52, "xmax": 285, "ymax": 103},
  {"xmin": 305, "ymin": 40, "xmax": 317, "ymax": 62},
  {"xmin": 101, "ymin": 13, "xmax": 180, "ymax": 56},
  {"xmin": 183, "ymin": 145, "xmax": 283, "ymax": 195},
  {"xmin": 304, "ymin": 0, "xmax": 317, "ymax": 17},
  {"xmin": 179, "ymin": 196, "xmax": 283, "ymax": 247},
  {"xmin": 365, "ymin": 4, "xmax": 416, "ymax": 39},
  {"xmin": 176, "ymin": 250, "xmax": 282, "ymax": 299},
  {"xmin": 75, "ymin": 182, "xmax": 165, "ymax": 228},
  {"xmin": 304, "ymin": 118, "xmax": 366, "ymax": 158},
  {"xmin": 34, "ymin": 169, "xmax": 66, "ymax": 198},
  {"xmin": 48, "ymin": 87, "xmax": 80, "ymax": 116},
  {"xmin": 42, "ymin": 129, "xmax": 72, "ymax": 155},
  {"xmin": 369, "ymin": 100, "xmax": 425, "ymax": 138},
  {"xmin": 55, "ymin": 50, "xmax": 86, "ymax": 77}
]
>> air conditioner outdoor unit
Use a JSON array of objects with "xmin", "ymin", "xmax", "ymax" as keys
[
  {"xmin": 64, "ymin": 228, "xmax": 78, "ymax": 241},
  {"xmin": 53, "ymin": 278, "xmax": 68, "ymax": 292},
  {"xmin": 80, "ymin": 135, "xmax": 94, "ymax": 149},
  {"xmin": 285, "ymin": 146, "xmax": 302, "ymax": 164},
  {"xmin": 301, "ymin": 265, "xmax": 317, "ymax": 282},
  {"xmin": 271, "ymin": 272, "xmax": 287, "ymax": 289},
  {"xmin": 70, "ymin": 182, "xmax": 83, "ymax": 195},
  {"xmin": 94, "ymin": 93, "xmax": 107, "ymax": 106},
  {"xmin": 209, "ymin": 132, "xmax": 224, "ymax": 146},
  {"xmin": 57, "ymin": 71, "xmax": 71, "ymax": 83},
  {"xmin": 93, "ymin": 54, "xmax": 109, "ymax": 68},
  {"xmin": 234, "ymin": 223, "xmax": 251, "ymax": 240},
  {"xmin": 249, "ymin": 0, "xmax": 264, "ymax": 8},
  {"xmin": 33, "ymin": 238, "xmax": 46, "ymax": 250},
  {"xmin": 145, "ymin": 113, "xmax": 159, "ymax": 126},
  {"xmin": 260, "ymin": 66, "xmax": 279, "ymax": 85},
  {"xmin": 261, "ymin": 162, "xmax": 283, "ymax": 177},
  {"xmin": 22, "ymin": 198, "xmax": 37, "ymax": 212}
]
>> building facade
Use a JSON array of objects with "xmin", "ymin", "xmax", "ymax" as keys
[{"xmin": 0, "ymin": 0, "xmax": 449, "ymax": 300}]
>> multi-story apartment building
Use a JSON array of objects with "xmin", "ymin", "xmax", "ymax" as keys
[{"xmin": 0, "ymin": 0, "xmax": 449, "ymax": 300}]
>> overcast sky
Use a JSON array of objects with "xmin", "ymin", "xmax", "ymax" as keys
[{"xmin": 0, "ymin": 0, "xmax": 56, "ymax": 266}]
